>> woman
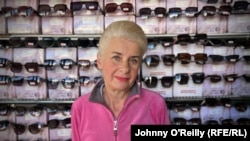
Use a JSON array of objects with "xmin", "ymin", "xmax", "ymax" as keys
[{"xmin": 71, "ymin": 20, "xmax": 170, "ymax": 141}]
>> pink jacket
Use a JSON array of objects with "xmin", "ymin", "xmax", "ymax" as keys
[{"xmin": 71, "ymin": 80, "xmax": 170, "ymax": 141}]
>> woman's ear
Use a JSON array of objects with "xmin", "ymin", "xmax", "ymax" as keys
[{"xmin": 96, "ymin": 53, "xmax": 102, "ymax": 70}]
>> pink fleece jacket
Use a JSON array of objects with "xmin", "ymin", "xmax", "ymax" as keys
[{"xmin": 71, "ymin": 80, "xmax": 170, "ymax": 141}]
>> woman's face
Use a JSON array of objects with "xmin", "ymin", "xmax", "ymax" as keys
[{"xmin": 97, "ymin": 37, "xmax": 142, "ymax": 92}]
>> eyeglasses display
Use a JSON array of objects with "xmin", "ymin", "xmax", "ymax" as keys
[
  {"xmin": 139, "ymin": 7, "xmax": 167, "ymax": 18},
  {"xmin": 105, "ymin": 2, "xmax": 133, "ymax": 13},
  {"xmin": 70, "ymin": 1, "xmax": 99, "ymax": 11}
]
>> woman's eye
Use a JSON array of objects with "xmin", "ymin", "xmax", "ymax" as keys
[
  {"xmin": 113, "ymin": 56, "xmax": 121, "ymax": 61},
  {"xmin": 130, "ymin": 58, "xmax": 138, "ymax": 64}
]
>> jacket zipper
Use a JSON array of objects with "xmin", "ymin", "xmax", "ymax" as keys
[{"xmin": 114, "ymin": 118, "xmax": 118, "ymax": 140}]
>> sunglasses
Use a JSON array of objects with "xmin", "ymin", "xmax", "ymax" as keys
[
  {"xmin": 2, "ymin": 6, "xmax": 37, "ymax": 17},
  {"xmin": 38, "ymin": 4, "xmax": 68, "ymax": 16},
  {"xmin": 0, "ymin": 58, "xmax": 11, "ymax": 68},
  {"xmin": 206, "ymin": 120, "xmax": 219, "ymax": 125},
  {"xmin": 206, "ymin": 74, "xmax": 222, "ymax": 83},
  {"xmin": 173, "ymin": 117, "xmax": 187, "ymax": 125},
  {"xmin": 9, "ymin": 62, "xmax": 44, "ymax": 73},
  {"xmin": 234, "ymin": 102, "xmax": 248, "ymax": 112},
  {"xmin": 57, "ymin": 37, "xmax": 75, "ymax": 47},
  {"xmin": 47, "ymin": 117, "xmax": 71, "ymax": 129},
  {"xmin": 187, "ymin": 118, "xmax": 202, "ymax": 125},
  {"xmin": 45, "ymin": 104, "xmax": 71, "ymax": 116},
  {"xmin": 204, "ymin": 98, "xmax": 218, "ymax": 107},
  {"xmin": 168, "ymin": 7, "xmax": 199, "ymax": 18},
  {"xmin": 236, "ymin": 39, "xmax": 250, "ymax": 49},
  {"xmin": 221, "ymin": 118, "xmax": 234, "ymax": 125},
  {"xmin": 147, "ymin": 37, "xmax": 174, "ymax": 49},
  {"xmin": 0, "ymin": 105, "xmax": 12, "ymax": 116},
  {"xmin": 177, "ymin": 53, "xmax": 208, "ymax": 65},
  {"xmin": 218, "ymin": 5, "xmax": 232, "ymax": 16},
  {"xmin": 0, "ymin": 120, "xmax": 10, "ymax": 131},
  {"xmin": 78, "ymin": 59, "xmax": 98, "ymax": 71},
  {"xmin": 220, "ymin": 98, "xmax": 232, "ymax": 108},
  {"xmin": 175, "ymin": 73, "xmax": 189, "ymax": 84},
  {"xmin": 191, "ymin": 72, "xmax": 205, "ymax": 84},
  {"xmin": 208, "ymin": 54, "xmax": 240, "ymax": 63},
  {"xmin": 233, "ymin": 1, "xmax": 250, "ymax": 11},
  {"xmin": 70, "ymin": 1, "xmax": 99, "ymax": 11},
  {"xmin": 38, "ymin": 37, "xmax": 56, "ymax": 47},
  {"xmin": 206, "ymin": 39, "xmax": 226, "ymax": 46},
  {"xmin": 242, "ymin": 74, "xmax": 250, "ymax": 82},
  {"xmin": 0, "ymin": 40, "xmax": 7, "ymax": 48},
  {"xmin": 105, "ymin": 3, "xmax": 133, "ymax": 13},
  {"xmin": 161, "ymin": 54, "xmax": 176, "ymax": 66},
  {"xmin": 237, "ymin": 118, "xmax": 250, "ymax": 125},
  {"xmin": 142, "ymin": 76, "xmax": 174, "ymax": 88},
  {"xmin": 47, "ymin": 77, "xmax": 77, "ymax": 89},
  {"xmin": 78, "ymin": 76, "xmax": 102, "ymax": 86},
  {"xmin": 143, "ymin": 55, "xmax": 160, "ymax": 67},
  {"xmin": 11, "ymin": 76, "xmax": 45, "ymax": 86},
  {"xmin": 14, "ymin": 105, "xmax": 43, "ymax": 117},
  {"xmin": 24, "ymin": 37, "xmax": 38, "ymax": 48},
  {"xmin": 223, "ymin": 74, "xmax": 239, "ymax": 82},
  {"xmin": 76, "ymin": 37, "xmax": 99, "ymax": 48},
  {"xmin": 168, "ymin": 7, "xmax": 182, "ymax": 18},
  {"xmin": 176, "ymin": 34, "xmax": 192, "ymax": 45},
  {"xmin": 200, "ymin": 6, "xmax": 217, "ymax": 16},
  {"xmin": 0, "ymin": 75, "xmax": 11, "ymax": 85},
  {"xmin": 44, "ymin": 59, "xmax": 76, "ymax": 70},
  {"xmin": 7, "ymin": 37, "xmax": 23, "ymax": 47},
  {"xmin": 139, "ymin": 7, "xmax": 167, "ymax": 18}
]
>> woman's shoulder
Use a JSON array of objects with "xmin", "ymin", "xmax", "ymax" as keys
[{"xmin": 72, "ymin": 93, "xmax": 91, "ymax": 106}]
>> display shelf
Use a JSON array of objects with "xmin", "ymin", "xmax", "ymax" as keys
[
  {"xmin": 0, "ymin": 33, "xmax": 249, "ymax": 39},
  {"xmin": 0, "ymin": 98, "xmax": 76, "ymax": 104}
]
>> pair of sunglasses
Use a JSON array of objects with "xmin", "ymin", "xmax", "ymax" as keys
[
  {"xmin": 177, "ymin": 53, "xmax": 208, "ymax": 65},
  {"xmin": 147, "ymin": 37, "xmax": 174, "ymax": 49},
  {"xmin": 9, "ymin": 62, "xmax": 44, "ymax": 73},
  {"xmin": 176, "ymin": 34, "xmax": 192, "ymax": 45},
  {"xmin": 2, "ymin": 6, "xmax": 37, "ymax": 17},
  {"xmin": 0, "ymin": 75, "xmax": 11, "ymax": 85},
  {"xmin": 105, "ymin": 3, "xmax": 133, "ymax": 13},
  {"xmin": 14, "ymin": 105, "xmax": 43, "ymax": 117},
  {"xmin": 70, "ymin": 1, "xmax": 99, "ymax": 11},
  {"xmin": 200, "ymin": 5, "xmax": 232, "ymax": 16},
  {"xmin": 144, "ymin": 54, "xmax": 176, "ymax": 67},
  {"xmin": 47, "ymin": 118, "xmax": 71, "ymax": 129},
  {"xmin": 168, "ymin": 7, "xmax": 199, "ymax": 18},
  {"xmin": 44, "ymin": 59, "xmax": 76, "ymax": 70},
  {"xmin": 78, "ymin": 76, "xmax": 102, "ymax": 86},
  {"xmin": 11, "ymin": 76, "xmax": 45, "ymax": 86},
  {"xmin": 78, "ymin": 60, "xmax": 98, "ymax": 71},
  {"xmin": 47, "ymin": 77, "xmax": 77, "ymax": 89},
  {"xmin": 139, "ymin": 7, "xmax": 167, "ymax": 18},
  {"xmin": 45, "ymin": 104, "xmax": 71, "ymax": 116},
  {"xmin": 209, "ymin": 54, "xmax": 240, "ymax": 63},
  {"xmin": 142, "ymin": 76, "xmax": 174, "ymax": 88},
  {"xmin": 38, "ymin": 4, "xmax": 68, "ymax": 16},
  {"xmin": 76, "ymin": 37, "xmax": 99, "ymax": 48},
  {"xmin": 223, "ymin": 74, "xmax": 239, "ymax": 82}
]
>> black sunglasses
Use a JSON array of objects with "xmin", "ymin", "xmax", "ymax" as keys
[
  {"xmin": 142, "ymin": 76, "xmax": 174, "ymax": 88},
  {"xmin": 76, "ymin": 37, "xmax": 99, "ymax": 48},
  {"xmin": 11, "ymin": 76, "xmax": 45, "ymax": 86},
  {"xmin": 78, "ymin": 76, "xmax": 102, "ymax": 86},
  {"xmin": 0, "ymin": 75, "xmax": 11, "ymax": 85},
  {"xmin": 44, "ymin": 59, "xmax": 76, "ymax": 70},
  {"xmin": 105, "ymin": 2, "xmax": 133, "ymax": 13},
  {"xmin": 177, "ymin": 53, "xmax": 208, "ymax": 65},
  {"xmin": 47, "ymin": 77, "xmax": 77, "ymax": 89},
  {"xmin": 147, "ymin": 37, "xmax": 174, "ymax": 49},
  {"xmin": 191, "ymin": 72, "xmax": 205, "ymax": 84},
  {"xmin": 139, "ymin": 7, "xmax": 167, "ymax": 18},
  {"xmin": 175, "ymin": 73, "xmax": 189, "ymax": 84},
  {"xmin": 70, "ymin": 1, "xmax": 99, "ymax": 11},
  {"xmin": 45, "ymin": 104, "xmax": 71, "ymax": 116}
]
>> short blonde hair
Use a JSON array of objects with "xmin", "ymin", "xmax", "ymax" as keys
[{"xmin": 98, "ymin": 20, "xmax": 147, "ymax": 57}]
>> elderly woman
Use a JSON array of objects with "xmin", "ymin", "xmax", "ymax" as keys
[{"xmin": 71, "ymin": 20, "xmax": 170, "ymax": 141}]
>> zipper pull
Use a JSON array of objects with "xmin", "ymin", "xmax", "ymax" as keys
[{"xmin": 114, "ymin": 119, "xmax": 118, "ymax": 136}]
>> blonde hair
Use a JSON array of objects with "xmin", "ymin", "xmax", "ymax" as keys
[{"xmin": 98, "ymin": 20, "xmax": 147, "ymax": 57}]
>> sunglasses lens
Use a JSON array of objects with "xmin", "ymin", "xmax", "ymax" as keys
[
  {"xmin": 206, "ymin": 120, "xmax": 219, "ymax": 125},
  {"xmin": 0, "ymin": 105, "xmax": 10, "ymax": 116},
  {"xmin": 155, "ymin": 7, "xmax": 166, "ymax": 16},
  {"xmin": 235, "ymin": 102, "xmax": 247, "ymax": 112},
  {"xmin": 207, "ymin": 75, "xmax": 222, "ymax": 83},
  {"xmin": 30, "ymin": 106, "xmax": 43, "ymax": 117},
  {"xmin": 188, "ymin": 118, "xmax": 201, "ymax": 125},
  {"xmin": 29, "ymin": 123, "xmax": 43, "ymax": 134},
  {"xmin": 15, "ymin": 106, "xmax": 26, "ymax": 116},
  {"xmin": 62, "ymin": 78, "xmax": 76, "ymax": 89},
  {"xmin": 194, "ymin": 54, "xmax": 207, "ymax": 64},
  {"xmin": 85, "ymin": 2, "xmax": 99, "ymax": 10},
  {"xmin": 120, "ymin": 3, "xmax": 133, "ymax": 12},
  {"xmin": 11, "ymin": 76, "xmax": 24, "ymax": 86},
  {"xmin": 202, "ymin": 6, "xmax": 216, "ymax": 16},
  {"xmin": 48, "ymin": 119, "xmax": 59, "ymax": 129},
  {"xmin": 62, "ymin": 118, "xmax": 71, "ymax": 128},
  {"xmin": 26, "ymin": 76, "xmax": 41, "ymax": 86},
  {"xmin": 60, "ymin": 59, "xmax": 75, "ymax": 70},
  {"xmin": 209, "ymin": 55, "xmax": 224, "ymax": 63},
  {"xmin": 143, "ymin": 76, "xmax": 158, "ymax": 88},
  {"xmin": 0, "ymin": 58, "xmax": 10, "ymax": 68},
  {"xmin": 224, "ymin": 74, "xmax": 238, "ymax": 82},
  {"xmin": 13, "ymin": 123, "xmax": 25, "ymax": 135},
  {"xmin": 173, "ymin": 117, "xmax": 186, "ymax": 125},
  {"xmin": 175, "ymin": 73, "xmax": 189, "ymax": 84},
  {"xmin": 0, "ymin": 120, "xmax": 9, "ymax": 131},
  {"xmin": 0, "ymin": 75, "xmax": 11, "ymax": 85},
  {"xmin": 39, "ymin": 5, "xmax": 51, "ymax": 12},
  {"xmin": 242, "ymin": 74, "xmax": 250, "ymax": 82},
  {"xmin": 161, "ymin": 76, "xmax": 174, "ymax": 87},
  {"xmin": 105, "ymin": 3, "xmax": 118, "ymax": 13},
  {"xmin": 169, "ymin": 7, "xmax": 182, "ymax": 18},
  {"xmin": 225, "ymin": 55, "xmax": 239, "ymax": 63},
  {"xmin": 62, "ymin": 105, "xmax": 71, "ymax": 116},
  {"xmin": 10, "ymin": 62, "xmax": 22, "ymax": 73},
  {"xmin": 38, "ymin": 37, "xmax": 55, "ymax": 47},
  {"xmin": 44, "ymin": 59, "xmax": 56, "ymax": 70},
  {"xmin": 54, "ymin": 4, "xmax": 67, "ymax": 12},
  {"xmin": 185, "ymin": 7, "xmax": 198, "ymax": 17},
  {"xmin": 144, "ymin": 55, "xmax": 160, "ymax": 67},
  {"xmin": 47, "ymin": 78, "xmax": 59, "ymax": 89},
  {"xmin": 177, "ymin": 34, "xmax": 192, "ymax": 45},
  {"xmin": 191, "ymin": 73, "xmax": 205, "ymax": 84},
  {"xmin": 8, "ymin": 37, "xmax": 22, "ymax": 47},
  {"xmin": 78, "ymin": 60, "xmax": 91, "ymax": 70},
  {"xmin": 25, "ymin": 37, "xmax": 38, "ymax": 47},
  {"xmin": 161, "ymin": 54, "xmax": 175, "ymax": 66},
  {"xmin": 221, "ymin": 119, "xmax": 234, "ymax": 125},
  {"xmin": 79, "ymin": 76, "xmax": 90, "ymax": 86},
  {"xmin": 237, "ymin": 118, "xmax": 250, "ymax": 125},
  {"xmin": 177, "ymin": 53, "xmax": 191, "ymax": 64},
  {"xmin": 139, "ymin": 8, "xmax": 151, "ymax": 16},
  {"xmin": 24, "ymin": 62, "xmax": 39, "ymax": 73},
  {"xmin": 71, "ymin": 2, "xmax": 84, "ymax": 11}
]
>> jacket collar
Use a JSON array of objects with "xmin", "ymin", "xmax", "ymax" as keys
[{"xmin": 89, "ymin": 79, "xmax": 140, "ymax": 104}]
